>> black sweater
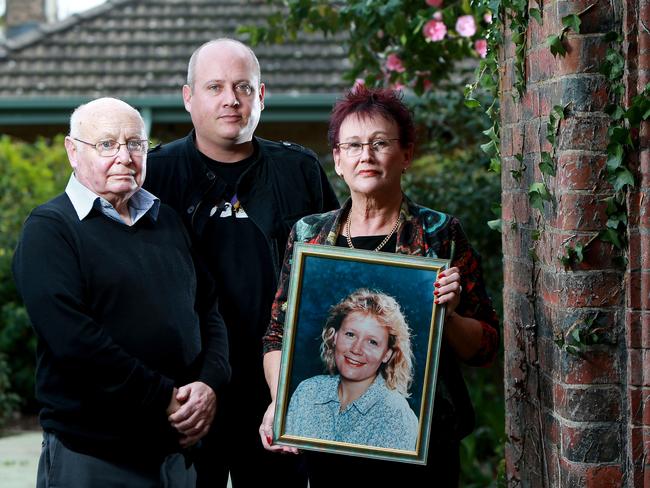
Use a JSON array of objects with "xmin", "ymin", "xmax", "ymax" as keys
[{"xmin": 12, "ymin": 194, "xmax": 230, "ymax": 463}]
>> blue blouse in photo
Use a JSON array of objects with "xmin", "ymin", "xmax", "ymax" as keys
[{"xmin": 285, "ymin": 374, "xmax": 419, "ymax": 451}]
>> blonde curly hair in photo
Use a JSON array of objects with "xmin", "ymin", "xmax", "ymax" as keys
[{"xmin": 320, "ymin": 288, "xmax": 414, "ymax": 397}]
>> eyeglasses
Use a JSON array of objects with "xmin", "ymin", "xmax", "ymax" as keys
[
  {"xmin": 72, "ymin": 137, "xmax": 149, "ymax": 157},
  {"xmin": 336, "ymin": 138, "xmax": 400, "ymax": 157}
]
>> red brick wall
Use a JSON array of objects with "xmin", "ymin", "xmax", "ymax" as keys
[{"xmin": 502, "ymin": 1, "xmax": 649, "ymax": 485}]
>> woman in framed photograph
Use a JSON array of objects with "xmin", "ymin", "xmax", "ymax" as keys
[
  {"xmin": 260, "ymin": 86, "xmax": 499, "ymax": 487},
  {"xmin": 285, "ymin": 288, "xmax": 418, "ymax": 451}
]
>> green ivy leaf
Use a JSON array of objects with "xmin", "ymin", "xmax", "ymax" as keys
[
  {"xmin": 483, "ymin": 125, "xmax": 498, "ymax": 141},
  {"xmin": 609, "ymin": 126, "xmax": 632, "ymax": 145},
  {"xmin": 489, "ymin": 158, "xmax": 501, "ymax": 173},
  {"xmin": 529, "ymin": 182, "xmax": 551, "ymax": 210},
  {"xmin": 561, "ymin": 14, "xmax": 581, "ymax": 33},
  {"xmin": 612, "ymin": 167, "xmax": 635, "ymax": 191},
  {"xmin": 464, "ymin": 98, "xmax": 482, "ymax": 108},
  {"xmin": 539, "ymin": 161, "xmax": 555, "ymax": 176},
  {"xmin": 607, "ymin": 105, "xmax": 626, "ymax": 121},
  {"xmin": 571, "ymin": 327, "xmax": 582, "ymax": 343},
  {"xmin": 548, "ymin": 34, "xmax": 567, "ymax": 57},
  {"xmin": 481, "ymin": 140, "xmax": 498, "ymax": 156},
  {"xmin": 529, "ymin": 8, "xmax": 542, "ymax": 24},
  {"xmin": 487, "ymin": 219, "xmax": 502, "ymax": 232},
  {"xmin": 574, "ymin": 242, "xmax": 584, "ymax": 263},
  {"xmin": 598, "ymin": 228, "xmax": 622, "ymax": 249},
  {"xmin": 606, "ymin": 143, "xmax": 624, "ymax": 170},
  {"xmin": 565, "ymin": 344, "xmax": 581, "ymax": 356},
  {"xmin": 551, "ymin": 104, "xmax": 568, "ymax": 121}
]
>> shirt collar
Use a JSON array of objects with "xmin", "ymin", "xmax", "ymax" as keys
[
  {"xmin": 312, "ymin": 374, "xmax": 388, "ymax": 415},
  {"xmin": 65, "ymin": 173, "xmax": 160, "ymax": 222},
  {"xmin": 351, "ymin": 374, "xmax": 387, "ymax": 415}
]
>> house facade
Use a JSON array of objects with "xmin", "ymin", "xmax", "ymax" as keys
[{"xmin": 0, "ymin": 0, "xmax": 350, "ymax": 154}]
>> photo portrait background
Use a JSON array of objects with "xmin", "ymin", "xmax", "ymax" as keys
[{"xmin": 286, "ymin": 252, "xmax": 441, "ymax": 414}]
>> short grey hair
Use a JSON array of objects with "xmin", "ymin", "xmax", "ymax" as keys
[
  {"xmin": 69, "ymin": 97, "xmax": 145, "ymax": 138},
  {"xmin": 186, "ymin": 38, "xmax": 261, "ymax": 89}
]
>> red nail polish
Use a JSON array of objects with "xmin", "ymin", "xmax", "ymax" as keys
[
  {"xmin": 266, "ymin": 435, "xmax": 272, "ymax": 445},
  {"xmin": 439, "ymin": 272, "xmax": 445, "ymax": 278},
  {"xmin": 434, "ymin": 282, "xmax": 440, "ymax": 288},
  {"xmin": 434, "ymin": 299, "xmax": 439, "ymax": 304},
  {"xmin": 433, "ymin": 290, "xmax": 439, "ymax": 296}
]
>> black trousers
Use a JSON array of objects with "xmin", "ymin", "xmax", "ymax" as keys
[
  {"xmin": 36, "ymin": 432, "xmax": 195, "ymax": 488},
  {"xmin": 304, "ymin": 441, "xmax": 460, "ymax": 488},
  {"xmin": 194, "ymin": 396, "xmax": 308, "ymax": 488}
]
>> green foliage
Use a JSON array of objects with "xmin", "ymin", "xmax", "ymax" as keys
[
  {"xmin": 0, "ymin": 135, "xmax": 70, "ymax": 411},
  {"xmin": 403, "ymin": 148, "xmax": 503, "ymax": 315},
  {"xmin": 528, "ymin": 182, "xmax": 551, "ymax": 211},
  {"xmin": 554, "ymin": 313, "xmax": 605, "ymax": 357},
  {"xmin": 242, "ymin": 0, "xmax": 496, "ymax": 155},
  {"xmin": 459, "ymin": 365, "xmax": 505, "ymax": 487},
  {"xmin": 559, "ymin": 237, "xmax": 592, "ymax": 269},
  {"xmin": 0, "ymin": 353, "xmax": 20, "ymax": 430},
  {"xmin": 547, "ymin": 4, "xmax": 595, "ymax": 58}
]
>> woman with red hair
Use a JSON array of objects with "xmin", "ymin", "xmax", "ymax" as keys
[{"xmin": 260, "ymin": 86, "xmax": 499, "ymax": 486}]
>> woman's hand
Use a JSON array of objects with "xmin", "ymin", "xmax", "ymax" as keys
[
  {"xmin": 259, "ymin": 402, "xmax": 299, "ymax": 454},
  {"xmin": 434, "ymin": 266, "xmax": 462, "ymax": 315}
]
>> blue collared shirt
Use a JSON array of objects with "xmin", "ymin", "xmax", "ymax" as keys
[
  {"xmin": 65, "ymin": 173, "xmax": 160, "ymax": 225},
  {"xmin": 285, "ymin": 374, "xmax": 419, "ymax": 451}
]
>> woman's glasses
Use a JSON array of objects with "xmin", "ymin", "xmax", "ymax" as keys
[{"xmin": 336, "ymin": 138, "xmax": 400, "ymax": 157}]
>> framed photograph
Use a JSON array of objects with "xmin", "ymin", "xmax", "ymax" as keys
[{"xmin": 273, "ymin": 243, "xmax": 449, "ymax": 465}]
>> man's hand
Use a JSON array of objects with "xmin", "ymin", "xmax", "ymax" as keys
[
  {"xmin": 168, "ymin": 381, "xmax": 216, "ymax": 448},
  {"xmin": 166, "ymin": 387, "xmax": 181, "ymax": 416}
]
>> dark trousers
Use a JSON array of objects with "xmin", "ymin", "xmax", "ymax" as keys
[
  {"xmin": 194, "ymin": 394, "xmax": 307, "ymax": 488},
  {"xmin": 304, "ymin": 441, "xmax": 460, "ymax": 488},
  {"xmin": 36, "ymin": 432, "xmax": 196, "ymax": 488}
]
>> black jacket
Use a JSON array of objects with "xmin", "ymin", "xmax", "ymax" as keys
[{"xmin": 144, "ymin": 131, "xmax": 340, "ymax": 279}]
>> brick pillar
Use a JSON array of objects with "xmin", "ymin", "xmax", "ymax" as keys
[
  {"xmin": 625, "ymin": 0, "xmax": 650, "ymax": 484},
  {"xmin": 501, "ymin": 1, "xmax": 645, "ymax": 485}
]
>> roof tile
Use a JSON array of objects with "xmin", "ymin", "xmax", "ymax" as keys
[{"xmin": 0, "ymin": 0, "xmax": 350, "ymax": 98}]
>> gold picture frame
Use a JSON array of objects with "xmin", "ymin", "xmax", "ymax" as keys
[{"xmin": 273, "ymin": 243, "xmax": 449, "ymax": 464}]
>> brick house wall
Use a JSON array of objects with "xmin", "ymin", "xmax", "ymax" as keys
[{"xmin": 502, "ymin": 1, "xmax": 649, "ymax": 486}]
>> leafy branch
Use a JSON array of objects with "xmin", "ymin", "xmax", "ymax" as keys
[{"xmin": 547, "ymin": 3, "xmax": 595, "ymax": 57}]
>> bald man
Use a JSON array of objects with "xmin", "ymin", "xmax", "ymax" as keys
[
  {"xmin": 144, "ymin": 38, "xmax": 339, "ymax": 487},
  {"xmin": 12, "ymin": 98, "xmax": 230, "ymax": 487}
]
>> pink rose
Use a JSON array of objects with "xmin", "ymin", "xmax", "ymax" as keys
[
  {"xmin": 433, "ymin": 11, "xmax": 443, "ymax": 20},
  {"xmin": 483, "ymin": 12, "xmax": 493, "ymax": 24},
  {"xmin": 425, "ymin": 0, "xmax": 443, "ymax": 7},
  {"xmin": 423, "ymin": 19, "xmax": 447, "ymax": 42},
  {"xmin": 474, "ymin": 39, "xmax": 488, "ymax": 58},
  {"xmin": 392, "ymin": 82, "xmax": 406, "ymax": 92},
  {"xmin": 455, "ymin": 15, "xmax": 477, "ymax": 37},
  {"xmin": 385, "ymin": 53, "xmax": 406, "ymax": 73},
  {"xmin": 352, "ymin": 78, "xmax": 365, "ymax": 92}
]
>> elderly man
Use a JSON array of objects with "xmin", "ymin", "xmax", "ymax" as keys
[
  {"xmin": 12, "ymin": 97, "xmax": 230, "ymax": 487},
  {"xmin": 144, "ymin": 38, "xmax": 339, "ymax": 487}
]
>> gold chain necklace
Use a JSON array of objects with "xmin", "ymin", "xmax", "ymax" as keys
[{"xmin": 345, "ymin": 210, "xmax": 401, "ymax": 252}]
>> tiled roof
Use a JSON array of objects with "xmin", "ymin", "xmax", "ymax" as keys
[{"xmin": 0, "ymin": 0, "xmax": 350, "ymax": 98}]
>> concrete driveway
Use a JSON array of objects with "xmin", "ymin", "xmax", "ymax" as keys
[{"xmin": 0, "ymin": 430, "xmax": 41, "ymax": 488}]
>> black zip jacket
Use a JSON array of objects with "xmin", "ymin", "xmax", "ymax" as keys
[{"xmin": 144, "ymin": 131, "xmax": 340, "ymax": 279}]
